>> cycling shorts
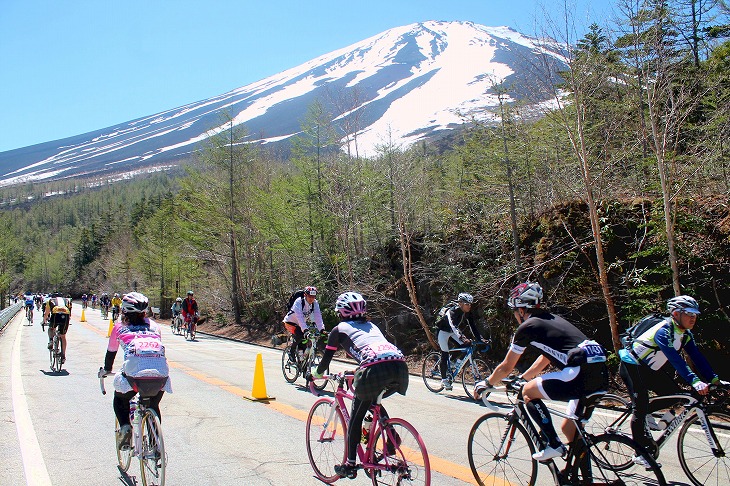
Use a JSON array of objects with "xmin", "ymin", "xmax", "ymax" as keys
[
  {"xmin": 50, "ymin": 313, "xmax": 70, "ymax": 335},
  {"xmin": 534, "ymin": 362, "xmax": 607, "ymax": 402}
]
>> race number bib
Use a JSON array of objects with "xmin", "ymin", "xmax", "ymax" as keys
[
  {"xmin": 578, "ymin": 340, "xmax": 606, "ymax": 363},
  {"xmin": 130, "ymin": 336, "xmax": 164, "ymax": 357}
]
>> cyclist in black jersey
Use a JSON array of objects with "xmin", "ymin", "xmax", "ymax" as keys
[
  {"xmin": 312, "ymin": 291, "xmax": 409, "ymax": 480},
  {"xmin": 475, "ymin": 282, "xmax": 608, "ymax": 462},
  {"xmin": 435, "ymin": 292, "xmax": 484, "ymax": 390}
]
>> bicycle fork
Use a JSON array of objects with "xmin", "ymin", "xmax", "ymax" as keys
[{"xmin": 694, "ymin": 409, "xmax": 726, "ymax": 458}]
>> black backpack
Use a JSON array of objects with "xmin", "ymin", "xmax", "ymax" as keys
[
  {"xmin": 433, "ymin": 301, "xmax": 458, "ymax": 333},
  {"xmin": 620, "ymin": 313, "xmax": 668, "ymax": 349},
  {"xmin": 287, "ymin": 289, "xmax": 306, "ymax": 311}
]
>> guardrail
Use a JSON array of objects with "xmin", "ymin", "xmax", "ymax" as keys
[{"xmin": 0, "ymin": 302, "xmax": 23, "ymax": 333}]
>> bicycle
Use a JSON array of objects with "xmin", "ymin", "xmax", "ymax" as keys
[
  {"xmin": 26, "ymin": 305, "xmax": 34, "ymax": 325},
  {"xmin": 421, "ymin": 340, "xmax": 491, "ymax": 399},
  {"xmin": 170, "ymin": 313, "xmax": 183, "ymax": 336},
  {"xmin": 49, "ymin": 327, "xmax": 63, "ymax": 372},
  {"xmin": 112, "ymin": 305, "xmax": 121, "ymax": 322},
  {"xmin": 586, "ymin": 385, "xmax": 730, "ymax": 485},
  {"xmin": 467, "ymin": 378, "xmax": 666, "ymax": 486},
  {"xmin": 99, "ymin": 370, "xmax": 167, "ymax": 486},
  {"xmin": 184, "ymin": 314, "xmax": 198, "ymax": 341},
  {"xmin": 101, "ymin": 304, "xmax": 109, "ymax": 320},
  {"xmin": 281, "ymin": 328, "xmax": 329, "ymax": 391},
  {"xmin": 306, "ymin": 372, "xmax": 431, "ymax": 485}
]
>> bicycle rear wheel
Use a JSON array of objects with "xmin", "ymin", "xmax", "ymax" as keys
[
  {"xmin": 139, "ymin": 409, "xmax": 166, "ymax": 486},
  {"xmin": 370, "ymin": 417, "xmax": 430, "ymax": 486},
  {"xmin": 306, "ymin": 398, "xmax": 347, "ymax": 484},
  {"xmin": 677, "ymin": 410, "xmax": 730, "ymax": 486},
  {"xmin": 115, "ymin": 417, "xmax": 132, "ymax": 472},
  {"xmin": 461, "ymin": 358, "xmax": 491, "ymax": 400},
  {"xmin": 468, "ymin": 412, "xmax": 537, "ymax": 486},
  {"xmin": 571, "ymin": 433, "xmax": 666, "ymax": 485},
  {"xmin": 421, "ymin": 352, "xmax": 444, "ymax": 393},
  {"xmin": 281, "ymin": 344, "xmax": 300, "ymax": 383}
]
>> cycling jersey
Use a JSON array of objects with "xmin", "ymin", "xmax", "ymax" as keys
[
  {"xmin": 181, "ymin": 297, "xmax": 198, "ymax": 318},
  {"xmin": 284, "ymin": 296, "xmax": 324, "ymax": 331},
  {"xmin": 170, "ymin": 302, "xmax": 182, "ymax": 315},
  {"xmin": 630, "ymin": 318, "xmax": 717, "ymax": 386},
  {"xmin": 319, "ymin": 320, "xmax": 405, "ymax": 369},
  {"xmin": 436, "ymin": 306, "xmax": 483, "ymax": 342},
  {"xmin": 106, "ymin": 318, "xmax": 172, "ymax": 394},
  {"xmin": 111, "ymin": 297, "xmax": 122, "ymax": 308}
]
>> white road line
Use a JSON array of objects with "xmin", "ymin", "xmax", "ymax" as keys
[{"xmin": 11, "ymin": 318, "xmax": 52, "ymax": 486}]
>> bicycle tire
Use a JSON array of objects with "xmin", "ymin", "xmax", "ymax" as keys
[
  {"xmin": 571, "ymin": 432, "xmax": 666, "ymax": 485},
  {"xmin": 306, "ymin": 397, "xmax": 347, "ymax": 484},
  {"xmin": 51, "ymin": 337, "xmax": 62, "ymax": 372},
  {"xmin": 586, "ymin": 393, "xmax": 631, "ymax": 437},
  {"xmin": 115, "ymin": 417, "xmax": 133, "ymax": 472},
  {"xmin": 421, "ymin": 351, "xmax": 444, "ymax": 393},
  {"xmin": 468, "ymin": 412, "xmax": 537, "ymax": 486},
  {"xmin": 310, "ymin": 349, "xmax": 328, "ymax": 392},
  {"xmin": 461, "ymin": 358, "xmax": 491, "ymax": 400},
  {"xmin": 369, "ymin": 417, "xmax": 430, "ymax": 486},
  {"xmin": 281, "ymin": 344, "xmax": 300, "ymax": 383},
  {"xmin": 139, "ymin": 409, "xmax": 166, "ymax": 486},
  {"xmin": 677, "ymin": 410, "xmax": 730, "ymax": 486}
]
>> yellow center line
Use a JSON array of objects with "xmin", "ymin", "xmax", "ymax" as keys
[{"xmin": 79, "ymin": 318, "xmax": 481, "ymax": 484}]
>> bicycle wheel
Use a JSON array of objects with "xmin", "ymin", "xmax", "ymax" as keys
[
  {"xmin": 139, "ymin": 410, "xmax": 166, "ymax": 486},
  {"xmin": 421, "ymin": 352, "xmax": 444, "ymax": 393},
  {"xmin": 306, "ymin": 398, "xmax": 347, "ymax": 484},
  {"xmin": 468, "ymin": 412, "xmax": 537, "ymax": 486},
  {"xmin": 115, "ymin": 417, "xmax": 133, "ymax": 472},
  {"xmin": 370, "ymin": 417, "xmax": 430, "ymax": 486},
  {"xmin": 586, "ymin": 393, "xmax": 631, "ymax": 437},
  {"xmin": 461, "ymin": 358, "xmax": 491, "ymax": 400},
  {"xmin": 571, "ymin": 433, "xmax": 666, "ymax": 485},
  {"xmin": 310, "ymin": 350, "xmax": 329, "ymax": 391},
  {"xmin": 677, "ymin": 410, "xmax": 730, "ymax": 486},
  {"xmin": 281, "ymin": 344, "xmax": 300, "ymax": 383}
]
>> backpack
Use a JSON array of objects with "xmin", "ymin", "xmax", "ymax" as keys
[
  {"xmin": 433, "ymin": 301, "xmax": 458, "ymax": 333},
  {"xmin": 287, "ymin": 289, "xmax": 306, "ymax": 312},
  {"xmin": 620, "ymin": 313, "xmax": 667, "ymax": 349},
  {"xmin": 50, "ymin": 297, "xmax": 69, "ymax": 315}
]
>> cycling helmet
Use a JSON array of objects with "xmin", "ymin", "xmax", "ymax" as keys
[
  {"xmin": 187, "ymin": 290, "xmax": 194, "ymax": 295},
  {"xmin": 335, "ymin": 291, "xmax": 367, "ymax": 318},
  {"xmin": 507, "ymin": 282, "xmax": 543, "ymax": 309},
  {"xmin": 667, "ymin": 295, "xmax": 700, "ymax": 315},
  {"xmin": 121, "ymin": 292, "xmax": 149, "ymax": 314},
  {"xmin": 114, "ymin": 293, "xmax": 119, "ymax": 298},
  {"xmin": 176, "ymin": 297, "xmax": 183, "ymax": 302},
  {"xmin": 458, "ymin": 292, "xmax": 474, "ymax": 304},
  {"xmin": 304, "ymin": 286, "xmax": 318, "ymax": 296}
]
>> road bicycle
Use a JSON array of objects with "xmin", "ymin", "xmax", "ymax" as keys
[
  {"xmin": 49, "ymin": 329, "xmax": 63, "ymax": 372},
  {"xmin": 112, "ymin": 305, "xmax": 121, "ymax": 322},
  {"xmin": 25, "ymin": 305, "xmax": 34, "ymax": 325},
  {"xmin": 586, "ymin": 385, "xmax": 730, "ymax": 485},
  {"xmin": 306, "ymin": 372, "xmax": 431, "ymax": 485},
  {"xmin": 101, "ymin": 304, "xmax": 109, "ymax": 320},
  {"xmin": 421, "ymin": 340, "xmax": 491, "ymax": 399},
  {"xmin": 467, "ymin": 378, "xmax": 666, "ymax": 486},
  {"xmin": 99, "ymin": 370, "xmax": 167, "ymax": 486},
  {"xmin": 184, "ymin": 314, "xmax": 198, "ymax": 341},
  {"xmin": 281, "ymin": 328, "xmax": 329, "ymax": 391},
  {"xmin": 170, "ymin": 313, "xmax": 183, "ymax": 336}
]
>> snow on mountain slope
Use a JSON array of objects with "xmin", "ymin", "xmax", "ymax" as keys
[{"xmin": 0, "ymin": 20, "xmax": 567, "ymax": 187}]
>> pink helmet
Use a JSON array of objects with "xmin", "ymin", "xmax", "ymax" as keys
[
  {"xmin": 335, "ymin": 291, "xmax": 367, "ymax": 318},
  {"xmin": 304, "ymin": 286, "xmax": 318, "ymax": 296}
]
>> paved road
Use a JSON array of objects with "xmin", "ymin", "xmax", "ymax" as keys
[{"xmin": 1, "ymin": 304, "xmax": 688, "ymax": 485}]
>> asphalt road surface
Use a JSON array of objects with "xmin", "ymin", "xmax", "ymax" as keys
[{"xmin": 1, "ymin": 304, "xmax": 689, "ymax": 485}]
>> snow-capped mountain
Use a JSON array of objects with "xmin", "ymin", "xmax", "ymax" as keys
[{"xmin": 0, "ymin": 21, "xmax": 567, "ymax": 187}]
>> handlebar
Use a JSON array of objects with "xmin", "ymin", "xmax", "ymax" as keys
[{"xmin": 306, "ymin": 370, "xmax": 355, "ymax": 396}]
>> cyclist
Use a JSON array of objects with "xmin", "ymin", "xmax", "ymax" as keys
[
  {"xmin": 474, "ymin": 282, "xmax": 608, "ymax": 461},
  {"xmin": 100, "ymin": 292, "xmax": 111, "ymax": 316},
  {"xmin": 181, "ymin": 290, "xmax": 199, "ymax": 336},
  {"xmin": 99, "ymin": 292, "xmax": 171, "ymax": 449},
  {"xmin": 435, "ymin": 292, "xmax": 484, "ymax": 390},
  {"xmin": 619, "ymin": 295, "xmax": 729, "ymax": 467},
  {"xmin": 24, "ymin": 292, "xmax": 35, "ymax": 322},
  {"xmin": 111, "ymin": 293, "xmax": 122, "ymax": 320},
  {"xmin": 283, "ymin": 286, "xmax": 325, "ymax": 362},
  {"xmin": 91, "ymin": 293, "xmax": 97, "ymax": 309},
  {"xmin": 81, "ymin": 293, "xmax": 88, "ymax": 309},
  {"xmin": 171, "ymin": 297, "xmax": 182, "ymax": 318},
  {"xmin": 44, "ymin": 292, "xmax": 71, "ymax": 363},
  {"xmin": 311, "ymin": 291, "xmax": 409, "ymax": 480}
]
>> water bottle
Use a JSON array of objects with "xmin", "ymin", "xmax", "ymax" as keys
[
  {"xmin": 130, "ymin": 401, "xmax": 139, "ymax": 425},
  {"xmin": 361, "ymin": 413, "xmax": 373, "ymax": 444},
  {"xmin": 657, "ymin": 409, "xmax": 675, "ymax": 430},
  {"xmin": 453, "ymin": 357, "xmax": 463, "ymax": 371}
]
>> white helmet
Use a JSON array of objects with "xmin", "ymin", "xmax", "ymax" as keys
[
  {"xmin": 667, "ymin": 295, "xmax": 700, "ymax": 315},
  {"xmin": 121, "ymin": 292, "xmax": 149, "ymax": 314},
  {"xmin": 507, "ymin": 282, "xmax": 543, "ymax": 309},
  {"xmin": 335, "ymin": 291, "xmax": 367, "ymax": 318}
]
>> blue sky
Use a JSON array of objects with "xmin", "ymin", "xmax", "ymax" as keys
[{"xmin": 0, "ymin": 0, "xmax": 608, "ymax": 153}]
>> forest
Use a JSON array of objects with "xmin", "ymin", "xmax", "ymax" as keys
[{"xmin": 1, "ymin": 0, "xmax": 729, "ymax": 368}]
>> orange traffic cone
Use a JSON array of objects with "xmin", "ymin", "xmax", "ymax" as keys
[
  {"xmin": 80, "ymin": 308, "xmax": 87, "ymax": 322},
  {"xmin": 107, "ymin": 318, "xmax": 114, "ymax": 337},
  {"xmin": 245, "ymin": 353, "xmax": 274, "ymax": 402}
]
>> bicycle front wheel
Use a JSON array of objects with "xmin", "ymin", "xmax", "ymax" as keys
[
  {"xmin": 571, "ymin": 433, "xmax": 666, "ymax": 485},
  {"xmin": 139, "ymin": 410, "xmax": 166, "ymax": 486},
  {"xmin": 306, "ymin": 398, "xmax": 347, "ymax": 484},
  {"xmin": 310, "ymin": 350, "xmax": 328, "ymax": 392},
  {"xmin": 421, "ymin": 352, "xmax": 444, "ymax": 393},
  {"xmin": 677, "ymin": 410, "xmax": 730, "ymax": 486},
  {"xmin": 586, "ymin": 393, "xmax": 631, "ymax": 437},
  {"xmin": 281, "ymin": 344, "xmax": 300, "ymax": 383},
  {"xmin": 370, "ymin": 417, "xmax": 430, "ymax": 486},
  {"xmin": 468, "ymin": 412, "xmax": 537, "ymax": 486},
  {"xmin": 115, "ymin": 417, "xmax": 132, "ymax": 472},
  {"xmin": 461, "ymin": 358, "xmax": 491, "ymax": 400}
]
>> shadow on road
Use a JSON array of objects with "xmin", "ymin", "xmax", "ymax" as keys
[{"xmin": 39, "ymin": 369, "xmax": 69, "ymax": 377}]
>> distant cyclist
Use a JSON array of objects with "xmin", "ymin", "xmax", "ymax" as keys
[
  {"xmin": 111, "ymin": 293, "xmax": 122, "ymax": 320},
  {"xmin": 44, "ymin": 292, "xmax": 71, "ymax": 363},
  {"xmin": 311, "ymin": 291, "xmax": 409, "ymax": 480},
  {"xmin": 171, "ymin": 297, "xmax": 182, "ymax": 318},
  {"xmin": 181, "ymin": 290, "xmax": 199, "ymax": 335},
  {"xmin": 91, "ymin": 293, "xmax": 97, "ymax": 309},
  {"xmin": 100, "ymin": 292, "xmax": 111, "ymax": 316},
  {"xmin": 99, "ymin": 292, "xmax": 172, "ymax": 449},
  {"xmin": 434, "ymin": 292, "xmax": 484, "ymax": 390},
  {"xmin": 619, "ymin": 295, "xmax": 729, "ymax": 467},
  {"xmin": 24, "ymin": 292, "xmax": 35, "ymax": 322},
  {"xmin": 283, "ymin": 286, "xmax": 325, "ymax": 362},
  {"xmin": 81, "ymin": 293, "xmax": 88, "ymax": 309}
]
